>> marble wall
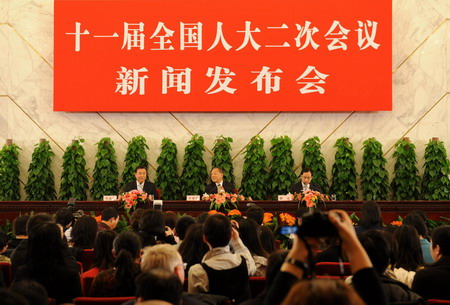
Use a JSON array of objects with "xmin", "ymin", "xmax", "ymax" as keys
[{"xmin": 0, "ymin": 0, "xmax": 448, "ymax": 200}]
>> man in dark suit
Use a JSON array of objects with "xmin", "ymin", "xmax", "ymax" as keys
[
  {"xmin": 123, "ymin": 165, "xmax": 157, "ymax": 199},
  {"xmin": 205, "ymin": 167, "xmax": 235, "ymax": 194},
  {"xmin": 290, "ymin": 168, "xmax": 323, "ymax": 194}
]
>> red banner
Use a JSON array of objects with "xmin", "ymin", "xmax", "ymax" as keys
[{"xmin": 54, "ymin": 0, "xmax": 392, "ymax": 112}]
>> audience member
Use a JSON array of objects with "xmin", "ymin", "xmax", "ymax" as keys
[
  {"xmin": 98, "ymin": 207, "xmax": 119, "ymax": 231},
  {"xmin": 90, "ymin": 231, "xmax": 141, "ymax": 297},
  {"xmin": 315, "ymin": 237, "xmax": 348, "ymax": 263},
  {"xmin": 139, "ymin": 210, "xmax": 175, "ymax": 247},
  {"xmin": 8, "ymin": 215, "xmax": 29, "ymax": 249},
  {"xmin": 81, "ymin": 229, "xmax": 117, "ymax": 279},
  {"xmin": 196, "ymin": 213, "xmax": 209, "ymax": 224},
  {"xmin": 55, "ymin": 208, "xmax": 74, "ymax": 238},
  {"xmin": 164, "ymin": 212, "xmax": 178, "ymax": 230},
  {"xmin": 238, "ymin": 218, "xmax": 268, "ymax": 276},
  {"xmin": 246, "ymin": 206, "xmax": 264, "ymax": 225},
  {"xmin": 13, "ymin": 221, "xmax": 82, "ymax": 304},
  {"xmin": 130, "ymin": 208, "xmax": 146, "ymax": 233},
  {"xmin": 174, "ymin": 215, "xmax": 196, "ymax": 244},
  {"xmin": 0, "ymin": 288, "xmax": 29, "ymax": 305},
  {"xmin": 259, "ymin": 226, "xmax": 277, "ymax": 255},
  {"xmin": 10, "ymin": 280, "xmax": 49, "ymax": 305},
  {"xmin": 404, "ymin": 214, "xmax": 434, "ymax": 264},
  {"xmin": 178, "ymin": 224, "xmax": 209, "ymax": 273},
  {"xmin": 355, "ymin": 201, "xmax": 384, "ymax": 234},
  {"xmin": 135, "ymin": 269, "xmax": 183, "ymax": 305},
  {"xmin": 0, "ymin": 232, "xmax": 11, "ymax": 263},
  {"xmin": 393, "ymin": 224, "xmax": 424, "ymax": 287},
  {"xmin": 412, "ymin": 225, "xmax": 450, "ymax": 300},
  {"xmin": 188, "ymin": 214, "xmax": 256, "ymax": 303},
  {"xmin": 70, "ymin": 215, "xmax": 98, "ymax": 260}
]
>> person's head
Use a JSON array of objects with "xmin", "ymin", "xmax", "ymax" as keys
[
  {"xmin": 93, "ymin": 229, "xmax": 117, "ymax": 270},
  {"xmin": 266, "ymin": 251, "xmax": 288, "ymax": 288},
  {"xmin": 0, "ymin": 231, "xmax": 9, "ymax": 254},
  {"xmin": 10, "ymin": 280, "xmax": 49, "ymax": 305},
  {"xmin": 246, "ymin": 206, "xmax": 265, "ymax": 225},
  {"xmin": 394, "ymin": 224, "xmax": 424, "ymax": 271},
  {"xmin": 431, "ymin": 225, "xmax": 450, "ymax": 261},
  {"xmin": 281, "ymin": 279, "xmax": 365, "ymax": 305},
  {"xmin": 135, "ymin": 269, "xmax": 183, "ymax": 305},
  {"xmin": 101, "ymin": 207, "xmax": 119, "ymax": 230},
  {"xmin": 174, "ymin": 215, "xmax": 195, "ymax": 241},
  {"xmin": 71, "ymin": 215, "xmax": 98, "ymax": 249},
  {"xmin": 141, "ymin": 244, "xmax": 185, "ymax": 283},
  {"xmin": 359, "ymin": 230, "xmax": 392, "ymax": 275},
  {"xmin": 26, "ymin": 213, "xmax": 53, "ymax": 236},
  {"xmin": 0, "ymin": 288, "xmax": 29, "ymax": 305},
  {"xmin": 164, "ymin": 212, "xmax": 178, "ymax": 230},
  {"xmin": 135, "ymin": 165, "xmax": 147, "ymax": 184},
  {"xmin": 404, "ymin": 214, "xmax": 428, "ymax": 239},
  {"xmin": 55, "ymin": 208, "xmax": 74, "ymax": 230},
  {"xmin": 260, "ymin": 225, "xmax": 277, "ymax": 255},
  {"xmin": 203, "ymin": 214, "xmax": 231, "ymax": 248},
  {"xmin": 13, "ymin": 215, "xmax": 29, "ymax": 237},
  {"xmin": 238, "ymin": 218, "xmax": 268, "ymax": 258},
  {"xmin": 130, "ymin": 208, "xmax": 146, "ymax": 232},
  {"xmin": 178, "ymin": 224, "xmax": 209, "ymax": 271},
  {"xmin": 210, "ymin": 167, "xmax": 224, "ymax": 184},
  {"xmin": 358, "ymin": 201, "xmax": 383, "ymax": 229},
  {"xmin": 112, "ymin": 231, "xmax": 142, "ymax": 284},
  {"xmin": 196, "ymin": 213, "xmax": 209, "ymax": 224},
  {"xmin": 139, "ymin": 210, "xmax": 166, "ymax": 246},
  {"xmin": 300, "ymin": 168, "xmax": 313, "ymax": 185}
]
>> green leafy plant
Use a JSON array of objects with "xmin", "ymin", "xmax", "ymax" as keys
[
  {"xmin": 156, "ymin": 138, "xmax": 181, "ymax": 200},
  {"xmin": 59, "ymin": 139, "xmax": 89, "ymax": 200},
  {"xmin": 240, "ymin": 135, "xmax": 269, "ymax": 200},
  {"xmin": 268, "ymin": 136, "xmax": 297, "ymax": 199},
  {"xmin": 360, "ymin": 138, "xmax": 390, "ymax": 200},
  {"xmin": 90, "ymin": 138, "xmax": 119, "ymax": 200},
  {"xmin": 301, "ymin": 137, "xmax": 329, "ymax": 194},
  {"xmin": 391, "ymin": 139, "xmax": 421, "ymax": 200},
  {"xmin": 24, "ymin": 140, "xmax": 56, "ymax": 201},
  {"xmin": 0, "ymin": 219, "xmax": 13, "ymax": 238},
  {"xmin": 421, "ymin": 139, "xmax": 450, "ymax": 200},
  {"xmin": 330, "ymin": 137, "xmax": 358, "ymax": 200},
  {"xmin": 0, "ymin": 143, "xmax": 21, "ymax": 201},
  {"xmin": 180, "ymin": 134, "xmax": 208, "ymax": 197},
  {"xmin": 211, "ymin": 136, "xmax": 235, "ymax": 185},
  {"xmin": 121, "ymin": 136, "xmax": 149, "ymax": 187}
]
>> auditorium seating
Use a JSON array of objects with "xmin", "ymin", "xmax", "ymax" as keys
[
  {"xmin": 314, "ymin": 262, "xmax": 351, "ymax": 277},
  {"xmin": 249, "ymin": 276, "xmax": 266, "ymax": 297},
  {"xmin": 73, "ymin": 297, "xmax": 135, "ymax": 304},
  {"xmin": 426, "ymin": 300, "xmax": 450, "ymax": 304},
  {"xmin": 79, "ymin": 249, "xmax": 95, "ymax": 271},
  {"xmin": 81, "ymin": 275, "xmax": 95, "ymax": 297},
  {"xmin": 0, "ymin": 262, "xmax": 12, "ymax": 287}
]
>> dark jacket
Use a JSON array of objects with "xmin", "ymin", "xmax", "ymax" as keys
[
  {"xmin": 123, "ymin": 181, "xmax": 157, "ymax": 197},
  {"xmin": 412, "ymin": 256, "xmax": 450, "ymax": 300},
  {"xmin": 380, "ymin": 275, "xmax": 424, "ymax": 305},
  {"xmin": 290, "ymin": 182, "xmax": 323, "ymax": 194},
  {"xmin": 205, "ymin": 181, "xmax": 235, "ymax": 194}
]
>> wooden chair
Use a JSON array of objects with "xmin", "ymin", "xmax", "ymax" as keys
[
  {"xmin": 79, "ymin": 249, "xmax": 95, "ymax": 271},
  {"xmin": 426, "ymin": 300, "xmax": 450, "ymax": 304},
  {"xmin": 314, "ymin": 262, "xmax": 351, "ymax": 277},
  {"xmin": 0, "ymin": 262, "xmax": 12, "ymax": 287},
  {"xmin": 249, "ymin": 276, "xmax": 266, "ymax": 297},
  {"xmin": 73, "ymin": 297, "xmax": 135, "ymax": 305}
]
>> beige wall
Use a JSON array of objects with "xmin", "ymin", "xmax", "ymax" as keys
[{"xmin": 0, "ymin": 0, "xmax": 448, "ymax": 200}]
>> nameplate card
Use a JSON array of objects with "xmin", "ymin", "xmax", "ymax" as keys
[
  {"xmin": 186, "ymin": 195, "xmax": 201, "ymax": 201},
  {"xmin": 103, "ymin": 195, "xmax": 118, "ymax": 201},
  {"xmin": 278, "ymin": 195, "xmax": 293, "ymax": 201}
]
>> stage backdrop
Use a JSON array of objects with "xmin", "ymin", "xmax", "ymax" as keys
[{"xmin": 54, "ymin": 0, "xmax": 392, "ymax": 112}]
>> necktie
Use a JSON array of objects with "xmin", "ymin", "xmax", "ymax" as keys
[
  {"xmin": 217, "ymin": 184, "xmax": 225, "ymax": 193},
  {"xmin": 138, "ymin": 183, "xmax": 143, "ymax": 191}
]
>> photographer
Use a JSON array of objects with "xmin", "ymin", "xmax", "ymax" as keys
[{"xmin": 263, "ymin": 209, "xmax": 388, "ymax": 305}]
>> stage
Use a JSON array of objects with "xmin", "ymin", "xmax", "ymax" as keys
[{"xmin": 0, "ymin": 200, "xmax": 449, "ymax": 224}]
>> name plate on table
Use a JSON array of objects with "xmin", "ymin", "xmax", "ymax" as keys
[
  {"xmin": 186, "ymin": 195, "xmax": 201, "ymax": 201},
  {"xmin": 278, "ymin": 194, "xmax": 293, "ymax": 201},
  {"xmin": 103, "ymin": 195, "xmax": 118, "ymax": 201}
]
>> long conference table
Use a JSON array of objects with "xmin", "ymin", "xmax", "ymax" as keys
[{"xmin": 0, "ymin": 200, "xmax": 450, "ymax": 224}]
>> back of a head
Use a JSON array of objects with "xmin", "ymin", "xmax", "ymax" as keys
[
  {"xmin": 10, "ymin": 280, "xmax": 49, "ymax": 305},
  {"xmin": 164, "ymin": 212, "xmax": 178, "ymax": 230},
  {"xmin": 135, "ymin": 269, "xmax": 183, "ymax": 305},
  {"xmin": 101, "ymin": 207, "xmax": 119, "ymax": 222},
  {"xmin": 113, "ymin": 231, "xmax": 142, "ymax": 284},
  {"xmin": 178, "ymin": 224, "xmax": 209, "ymax": 269},
  {"xmin": 131, "ymin": 208, "xmax": 146, "ymax": 232},
  {"xmin": 281, "ymin": 279, "xmax": 365, "ymax": 305},
  {"xmin": 246, "ymin": 206, "xmax": 264, "ymax": 225},
  {"xmin": 94, "ymin": 229, "xmax": 117, "ymax": 270},
  {"xmin": 238, "ymin": 218, "xmax": 267, "ymax": 257},
  {"xmin": 13, "ymin": 215, "xmax": 30, "ymax": 236},
  {"xmin": 71, "ymin": 215, "xmax": 98, "ymax": 249},
  {"xmin": 141, "ymin": 244, "xmax": 181, "ymax": 273},
  {"xmin": 260, "ymin": 225, "xmax": 277, "ymax": 255},
  {"xmin": 394, "ymin": 224, "xmax": 424, "ymax": 271},
  {"xmin": 175, "ymin": 215, "xmax": 195, "ymax": 240},
  {"xmin": 203, "ymin": 214, "xmax": 231, "ymax": 248},
  {"xmin": 0, "ymin": 288, "xmax": 29, "ymax": 305},
  {"xmin": 55, "ymin": 208, "xmax": 74, "ymax": 228},
  {"xmin": 266, "ymin": 251, "xmax": 288, "ymax": 288},
  {"xmin": 359, "ymin": 201, "xmax": 382, "ymax": 229},
  {"xmin": 26, "ymin": 213, "xmax": 53, "ymax": 236},
  {"xmin": 114, "ymin": 231, "xmax": 142, "ymax": 260},
  {"xmin": 196, "ymin": 213, "xmax": 209, "ymax": 224},
  {"xmin": 359, "ymin": 230, "xmax": 391, "ymax": 275},
  {"xmin": 431, "ymin": 225, "xmax": 450, "ymax": 256},
  {"xmin": 404, "ymin": 214, "xmax": 428, "ymax": 238},
  {"xmin": 139, "ymin": 210, "xmax": 166, "ymax": 244}
]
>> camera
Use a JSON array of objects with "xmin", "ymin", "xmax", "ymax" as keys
[{"xmin": 297, "ymin": 211, "xmax": 338, "ymax": 238}]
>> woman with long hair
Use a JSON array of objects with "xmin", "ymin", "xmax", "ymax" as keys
[
  {"xmin": 238, "ymin": 218, "xmax": 269, "ymax": 276},
  {"xmin": 355, "ymin": 201, "xmax": 384, "ymax": 234},
  {"xmin": 70, "ymin": 215, "xmax": 98, "ymax": 260},
  {"xmin": 81, "ymin": 229, "xmax": 117, "ymax": 279},
  {"xmin": 89, "ymin": 231, "xmax": 142, "ymax": 297},
  {"xmin": 178, "ymin": 224, "xmax": 209, "ymax": 273},
  {"xmin": 139, "ymin": 210, "xmax": 175, "ymax": 247},
  {"xmin": 13, "ymin": 221, "xmax": 82, "ymax": 304}
]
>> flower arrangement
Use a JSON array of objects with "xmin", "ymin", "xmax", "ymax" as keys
[
  {"xmin": 227, "ymin": 209, "xmax": 242, "ymax": 219},
  {"xmin": 279, "ymin": 213, "xmax": 296, "ymax": 226},
  {"xmin": 391, "ymin": 220, "xmax": 403, "ymax": 227},
  {"xmin": 202, "ymin": 192, "xmax": 249, "ymax": 211},
  {"xmin": 208, "ymin": 210, "xmax": 225, "ymax": 216},
  {"xmin": 263, "ymin": 212, "xmax": 274, "ymax": 224},
  {"xmin": 294, "ymin": 190, "xmax": 329, "ymax": 210},
  {"xmin": 121, "ymin": 190, "xmax": 147, "ymax": 212}
]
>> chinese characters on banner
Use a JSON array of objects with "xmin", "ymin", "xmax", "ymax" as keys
[{"xmin": 54, "ymin": 0, "xmax": 392, "ymax": 112}]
